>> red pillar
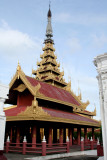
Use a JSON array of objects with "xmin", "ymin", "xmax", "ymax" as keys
[
  {"xmin": 59, "ymin": 128, "xmax": 63, "ymax": 144},
  {"xmin": 91, "ymin": 139, "xmax": 94, "ymax": 150},
  {"xmin": 81, "ymin": 138, "xmax": 84, "ymax": 151},
  {"xmin": 10, "ymin": 127, "xmax": 12, "ymax": 143},
  {"xmin": 23, "ymin": 139, "xmax": 27, "ymax": 155},
  {"xmin": 69, "ymin": 128, "xmax": 72, "ymax": 146},
  {"xmin": 6, "ymin": 141, "xmax": 9, "ymax": 153},
  {"xmin": 66, "ymin": 141, "xmax": 70, "ymax": 153},
  {"xmin": 84, "ymin": 128, "xmax": 87, "ymax": 144},
  {"xmin": 16, "ymin": 127, "xmax": 20, "ymax": 147},
  {"xmin": 77, "ymin": 127, "xmax": 81, "ymax": 145},
  {"xmin": 48, "ymin": 128, "xmax": 52, "ymax": 146},
  {"xmin": 32, "ymin": 126, "xmax": 36, "ymax": 147},
  {"xmin": 42, "ymin": 137, "xmax": 46, "ymax": 156}
]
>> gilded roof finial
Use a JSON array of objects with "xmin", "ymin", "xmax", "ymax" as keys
[
  {"xmin": 46, "ymin": 0, "xmax": 53, "ymax": 39},
  {"xmin": 48, "ymin": 0, "xmax": 51, "ymax": 17},
  {"xmin": 17, "ymin": 60, "xmax": 21, "ymax": 79}
]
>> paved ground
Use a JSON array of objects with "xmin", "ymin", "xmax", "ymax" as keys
[
  {"xmin": 53, "ymin": 155, "xmax": 99, "ymax": 160},
  {"xmin": 4, "ymin": 153, "xmax": 99, "ymax": 160},
  {"xmin": 4, "ymin": 153, "xmax": 36, "ymax": 160},
  {"xmin": 4, "ymin": 148, "xmax": 99, "ymax": 160}
]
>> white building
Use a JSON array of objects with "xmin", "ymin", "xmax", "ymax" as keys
[
  {"xmin": 94, "ymin": 53, "xmax": 107, "ymax": 160},
  {"xmin": 0, "ymin": 83, "xmax": 9, "ymax": 159}
]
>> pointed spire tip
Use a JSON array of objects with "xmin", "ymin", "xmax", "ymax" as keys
[{"xmin": 48, "ymin": 0, "xmax": 52, "ymax": 17}]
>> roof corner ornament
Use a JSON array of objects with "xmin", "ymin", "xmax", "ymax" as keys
[
  {"xmin": 78, "ymin": 87, "xmax": 82, "ymax": 101},
  {"xmin": 92, "ymin": 104, "xmax": 96, "ymax": 116},
  {"xmin": 65, "ymin": 76, "xmax": 71, "ymax": 92},
  {"xmin": 82, "ymin": 100, "xmax": 90, "ymax": 109}
]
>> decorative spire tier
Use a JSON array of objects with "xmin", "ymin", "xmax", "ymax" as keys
[{"xmin": 32, "ymin": 6, "xmax": 68, "ymax": 88}]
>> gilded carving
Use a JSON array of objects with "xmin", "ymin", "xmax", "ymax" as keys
[
  {"xmin": 13, "ymin": 84, "xmax": 27, "ymax": 92},
  {"xmin": 18, "ymin": 98, "xmax": 50, "ymax": 118}
]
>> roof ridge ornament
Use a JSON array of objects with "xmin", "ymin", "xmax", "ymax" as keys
[{"xmin": 17, "ymin": 60, "xmax": 21, "ymax": 79}]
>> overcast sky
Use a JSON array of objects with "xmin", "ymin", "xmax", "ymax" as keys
[{"xmin": 0, "ymin": 0, "xmax": 107, "ymax": 120}]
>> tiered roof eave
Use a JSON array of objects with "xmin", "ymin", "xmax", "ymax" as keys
[{"xmin": 7, "ymin": 65, "xmax": 96, "ymax": 118}]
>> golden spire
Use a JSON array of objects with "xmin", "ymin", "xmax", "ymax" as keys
[
  {"xmin": 17, "ymin": 61, "xmax": 21, "ymax": 79},
  {"xmin": 32, "ymin": 5, "xmax": 67, "ymax": 88}
]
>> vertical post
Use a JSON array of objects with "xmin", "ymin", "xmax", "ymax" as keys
[
  {"xmin": 16, "ymin": 127, "xmax": 20, "ymax": 147},
  {"xmin": 77, "ymin": 127, "xmax": 81, "ymax": 145},
  {"xmin": 72, "ymin": 128, "xmax": 74, "ymax": 145},
  {"xmin": 81, "ymin": 137, "xmax": 84, "ymax": 151},
  {"xmin": 92, "ymin": 128, "xmax": 95, "ymax": 142},
  {"xmin": 23, "ymin": 136, "xmax": 27, "ymax": 155},
  {"xmin": 10, "ymin": 127, "xmax": 12, "ymax": 143},
  {"xmin": 66, "ymin": 136, "xmax": 69, "ymax": 153},
  {"xmin": 69, "ymin": 128, "xmax": 72, "ymax": 146},
  {"xmin": 6, "ymin": 136, "xmax": 10, "ymax": 153},
  {"xmin": 84, "ymin": 128, "xmax": 87, "ymax": 144},
  {"xmin": 59, "ymin": 128, "xmax": 63, "ymax": 145},
  {"xmin": 32, "ymin": 126, "xmax": 36, "ymax": 148},
  {"xmin": 48, "ymin": 128, "xmax": 52, "ymax": 147},
  {"xmin": 42, "ymin": 136, "xmax": 46, "ymax": 156},
  {"xmin": 97, "ymin": 138, "xmax": 104, "ymax": 156},
  {"xmin": 90, "ymin": 137, "xmax": 94, "ymax": 150},
  {"xmin": 97, "ymin": 137, "xmax": 100, "ymax": 156}
]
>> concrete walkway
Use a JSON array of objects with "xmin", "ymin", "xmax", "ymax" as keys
[
  {"xmin": 97, "ymin": 157, "xmax": 104, "ymax": 160},
  {"xmin": 25, "ymin": 150, "xmax": 97, "ymax": 160},
  {"xmin": 4, "ymin": 150, "xmax": 99, "ymax": 160}
]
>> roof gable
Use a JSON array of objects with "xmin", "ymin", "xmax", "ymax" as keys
[
  {"xmin": 8, "ymin": 65, "xmax": 95, "ymax": 116},
  {"xmin": 26, "ymin": 76, "xmax": 81, "ymax": 107}
]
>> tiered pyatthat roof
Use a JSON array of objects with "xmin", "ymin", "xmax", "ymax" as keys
[
  {"xmin": 4, "ymin": 6, "xmax": 99, "ymax": 127},
  {"xmin": 32, "ymin": 6, "xmax": 68, "ymax": 88}
]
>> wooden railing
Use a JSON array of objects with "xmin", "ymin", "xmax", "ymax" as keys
[
  {"xmin": 46, "ymin": 143, "xmax": 69, "ymax": 154},
  {"xmin": 4, "ymin": 137, "xmax": 98, "ymax": 156},
  {"xmin": 4, "ymin": 141, "xmax": 69, "ymax": 156},
  {"xmin": 81, "ymin": 139, "xmax": 97, "ymax": 151}
]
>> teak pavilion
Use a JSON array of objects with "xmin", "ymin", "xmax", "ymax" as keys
[{"xmin": 4, "ymin": 6, "xmax": 99, "ymax": 146}]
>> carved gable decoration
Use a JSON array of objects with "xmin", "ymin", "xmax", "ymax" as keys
[
  {"xmin": 18, "ymin": 99, "xmax": 50, "ymax": 119},
  {"xmin": 13, "ymin": 84, "xmax": 27, "ymax": 92}
]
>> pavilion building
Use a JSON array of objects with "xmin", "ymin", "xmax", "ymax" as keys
[{"xmin": 4, "ymin": 6, "xmax": 99, "ymax": 147}]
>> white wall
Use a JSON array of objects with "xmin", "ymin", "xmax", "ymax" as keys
[
  {"xmin": 94, "ymin": 53, "xmax": 107, "ymax": 160},
  {"xmin": 0, "ymin": 83, "xmax": 9, "ymax": 150}
]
